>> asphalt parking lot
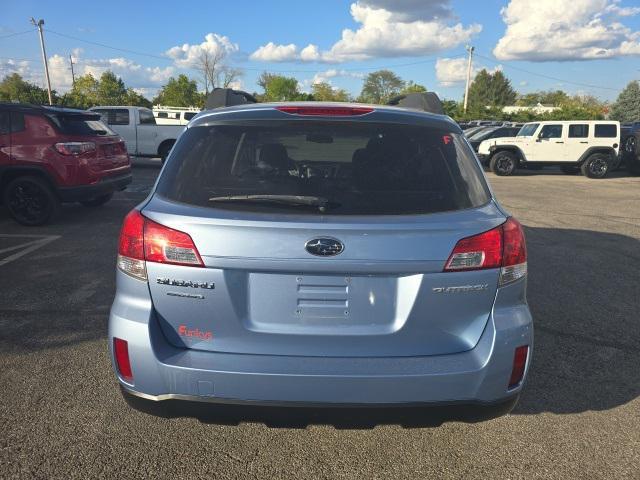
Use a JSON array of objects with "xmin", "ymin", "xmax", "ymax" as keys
[{"xmin": 1, "ymin": 161, "xmax": 639, "ymax": 479}]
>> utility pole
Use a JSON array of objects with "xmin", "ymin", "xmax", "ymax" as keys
[
  {"xmin": 463, "ymin": 45, "xmax": 474, "ymax": 113},
  {"xmin": 30, "ymin": 17, "xmax": 52, "ymax": 105},
  {"xmin": 69, "ymin": 53, "xmax": 76, "ymax": 87}
]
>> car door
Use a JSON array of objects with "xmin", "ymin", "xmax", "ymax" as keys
[
  {"xmin": 528, "ymin": 124, "xmax": 564, "ymax": 161},
  {"xmin": 0, "ymin": 110, "xmax": 10, "ymax": 166},
  {"xmin": 565, "ymin": 124, "xmax": 590, "ymax": 162},
  {"xmin": 134, "ymin": 108, "xmax": 159, "ymax": 156}
]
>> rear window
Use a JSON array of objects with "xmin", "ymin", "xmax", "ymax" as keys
[
  {"xmin": 93, "ymin": 109, "xmax": 129, "ymax": 125},
  {"xmin": 48, "ymin": 115, "xmax": 116, "ymax": 136},
  {"xmin": 156, "ymin": 122, "xmax": 490, "ymax": 216},
  {"xmin": 569, "ymin": 124, "xmax": 589, "ymax": 138},
  {"xmin": 594, "ymin": 124, "xmax": 617, "ymax": 138}
]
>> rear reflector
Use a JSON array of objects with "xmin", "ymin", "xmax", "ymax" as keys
[
  {"xmin": 276, "ymin": 106, "xmax": 374, "ymax": 116},
  {"xmin": 509, "ymin": 345, "xmax": 529, "ymax": 389},
  {"xmin": 117, "ymin": 209, "xmax": 204, "ymax": 280},
  {"xmin": 113, "ymin": 338, "xmax": 133, "ymax": 383},
  {"xmin": 444, "ymin": 217, "xmax": 527, "ymax": 285}
]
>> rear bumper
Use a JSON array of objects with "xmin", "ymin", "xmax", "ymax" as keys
[
  {"xmin": 58, "ymin": 171, "xmax": 132, "ymax": 202},
  {"xmin": 109, "ymin": 273, "xmax": 533, "ymax": 407}
]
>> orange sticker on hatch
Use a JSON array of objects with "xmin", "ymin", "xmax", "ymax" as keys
[{"xmin": 178, "ymin": 325, "xmax": 213, "ymax": 341}]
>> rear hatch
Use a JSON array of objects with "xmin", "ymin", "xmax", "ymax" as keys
[
  {"xmin": 144, "ymin": 114, "xmax": 504, "ymax": 358},
  {"xmin": 48, "ymin": 111, "xmax": 129, "ymax": 174}
]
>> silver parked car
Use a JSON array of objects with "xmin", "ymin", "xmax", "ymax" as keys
[{"xmin": 110, "ymin": 102, "xmax": 532, "ymax": 414}]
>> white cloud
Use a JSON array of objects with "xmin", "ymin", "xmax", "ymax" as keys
[
  {"xmin": 249, "ymin": 42, "xmax": 298, "ymax": 62},
  {"xmin": 435, "ymin": 57, "xmax": 502, "ymax": 86},
  {"xmin": 494, "ymin": 0, "xmax": 640, "ymax": 61},
  {"xmin": 166, "ymin": 33, "xmax": 239, "ymax": 67},
  {"xmin": 249, "ymin": 1, "xmax": 481, "ymax": 63},
  {"xmin": 311, "ymin": 69, "xmax": 365, "ymax": 84}
]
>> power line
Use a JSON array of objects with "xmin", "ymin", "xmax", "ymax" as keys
[
  {"xmin": 474, "ymin": 51, "xmax": 620, "ymax": 92},
  {"xmin": 0, "ymin": 29, "xmax": 33, "ymax": 40}
]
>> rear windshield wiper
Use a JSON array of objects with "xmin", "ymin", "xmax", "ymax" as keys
[{"xmin": 209, "ymin": 194, "xmax": 336, "ymax": 212}]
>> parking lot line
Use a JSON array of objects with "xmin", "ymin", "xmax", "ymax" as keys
[{"xmin": 0, "ymin": 234, "xmax": 61, "ymax": 267}]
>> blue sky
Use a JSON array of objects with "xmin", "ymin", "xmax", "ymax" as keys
[{"xmin": 1, "ymin": 0, "xmax": 640, "ymax": 102}]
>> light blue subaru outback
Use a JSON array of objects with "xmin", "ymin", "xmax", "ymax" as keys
[{"xmin": 110, "ymin": 96, "xmax": 532, "ymax": 415}]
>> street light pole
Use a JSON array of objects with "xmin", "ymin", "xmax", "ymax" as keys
[
  {"xmin": 30, "ymin": 17, "xmax": 52, "ymax": 105},
  {"xmin": 463, "ymin": 45, "xmax": 474, "ymax": 114}
]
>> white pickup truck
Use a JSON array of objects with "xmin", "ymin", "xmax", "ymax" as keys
[{"xmin": 89, "ymin": 106, "xmax": 184, "ymax": 162}]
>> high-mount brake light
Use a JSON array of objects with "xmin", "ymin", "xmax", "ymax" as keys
[
  {"xmin": 276, "ymin": 106, "xmax": 374, "ymax": 116},
  {"xmin": 444, "ymin": 217, "xmax": 527, "ymax": 285},
  {"xmin": 117, "ymin": 210, "xmax": 204, "ymax": 281}
]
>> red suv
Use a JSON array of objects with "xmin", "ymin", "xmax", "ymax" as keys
[{"xmin": 0, "ymin": 103, "xmax": 132, "ymax": 225}]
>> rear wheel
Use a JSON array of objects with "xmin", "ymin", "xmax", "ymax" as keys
[
  {"xmin": 80, "ymin": 192, "xmax": 113, "ymax": 207},
  {"xmin": 3, "ymin": 176, "xmax": 59, "ymax": 226},
  {"xmin": 581, "ymin": 153, "xmax": 610, "ymax": 179},
  {"xmin": 159, "ymin": 142, "xmax": 174, "ymax": 164},
  {"xmin": 490, "ymin": 151, "xmax": 517, "ymax": 176}
]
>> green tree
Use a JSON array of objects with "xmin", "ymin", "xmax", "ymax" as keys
[
  {"xmin": 259, "ymin": 73, "xmax": 303, "ymax": 101},
  {"xmin": 311, "ymin": 82, "xmax": 351, "ymax": 102},
  {"xmin": 516, "ymin": 90, "xmax": 571, "ymax": 107},
  {"xmin": 610, "ymin": 81, "xmax": 640, "ymax": 123},
  {"xmin": 400, "ymin": 81, "xmax": 427, "ymax": 95},
  {"xmin": 152, "ymin": 74, "xmax": 203, "ymax": 107},
  {"xmin": 0, "ymin": 73, "xmax": 56, "ymax": 104},
  {"xmin": 61, "ymin": 73, "xmax": 99, "ymax": 108},
  {"xmin": 96, "ymin": 71, "xmax": 128, "ymax": 105},
  {"xmin": 358, "ymin": 70, "xmax": 405, "ymax": 104},
  {"xmin": 467, "ymin": 69, "xmax": 517, "ymax": 110},
  {"xmin": 125, "ymin": 88, "xmax": 152, "ymax": 108}
]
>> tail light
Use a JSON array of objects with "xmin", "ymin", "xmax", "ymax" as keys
[
  {"xmin": 54, "ymin": 142, "xmax": 96, "ymax": 155},
  {"xmin": 113, "ymin": 337, "xmax": 133, "ymax": 383},
  {"xmin": 444, "ymin": 217, "xmax": 527, "ymax": 285},
  {"xmin": 508, "ymin": 345, "xmax": 529, "ymax": 389},
  {"xmin": 276, "ymin": 106, "xmax": 374, "ymax": 116},
  {"xmin": 117, "ymin": 210, "xmax": 203, "ymax": 281}
]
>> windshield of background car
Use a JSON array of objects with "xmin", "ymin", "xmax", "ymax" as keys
[
  {"xmin": 517, "ymin": 123, "xmax": 539, "ymax": 137},
  {"xmin": 48, "ymin": 114, "xmax": 117, "ymax": 136},
  {"xmin": 469, "ymin": 127, "xmax": 499, "ymax": 141},
  {"xmin": 156, "ymin": 121, "xmax": 491, "ymax": 216}
]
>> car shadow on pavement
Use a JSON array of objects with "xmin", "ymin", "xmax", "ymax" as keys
[{"xmin": 513, "ymin": 226, "xmax": 639, "ymax": 415}]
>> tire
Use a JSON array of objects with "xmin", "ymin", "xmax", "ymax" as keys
[
  {"xmin": 158, "ymin": 141, "xmax": 174, "ymax": 164},
  {"xmin": 80, "ymin": 192, "xmax": 113, "ymax": 207},
  {"xmin": 490, "ymin": 151, "xmax": 517, "ymax": 176},
  {"xmin": 560, "ymin": 165, "xmax": 580, "ymax": 175},
  {"xmin": 580, "ymin": 153, "xmax": 610, "ymax": 179},
  {"xmin": 3, "ymin": 176, "xmax": 59, "ymax": 226}
]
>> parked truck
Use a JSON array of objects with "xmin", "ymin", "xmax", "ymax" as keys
[{"xmin": 89, "ymin": 106, "xmax": 184, "ymax": 162}]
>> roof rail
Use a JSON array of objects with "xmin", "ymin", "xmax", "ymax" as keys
[
  {"xmin": 386, "ymin": 92, "xmax": 444, "ymax": 115},
  {"xmin": 204, "ymin": 88, "xmax": 258, "ymax": 110}
]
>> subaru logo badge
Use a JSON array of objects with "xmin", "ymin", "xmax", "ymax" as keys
[{"xmin": 305, "ymin": 238, "xmax": 344, "ymax": 257}]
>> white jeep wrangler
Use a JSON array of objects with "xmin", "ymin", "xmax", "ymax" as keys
[{"xmin": 478, "ymin": 121, "xmax": 620, "ymax": 178}]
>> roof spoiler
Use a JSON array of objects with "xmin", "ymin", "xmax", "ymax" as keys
[
  {"xmin": 386, "ymin": 92, "xmax": 444, "ymax": 115},
  {"xmin": 204, "ymin": 88, "xmax": 258, "ymax": 110}
]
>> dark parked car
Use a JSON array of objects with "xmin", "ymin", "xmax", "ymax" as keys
[
  {"xmin": 467, "ymin": 126, "xmax": 521, "ymax": 153},
  {"xmin": 0, "ymin": 104, "xmax": 131, "ymax": 225}
]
